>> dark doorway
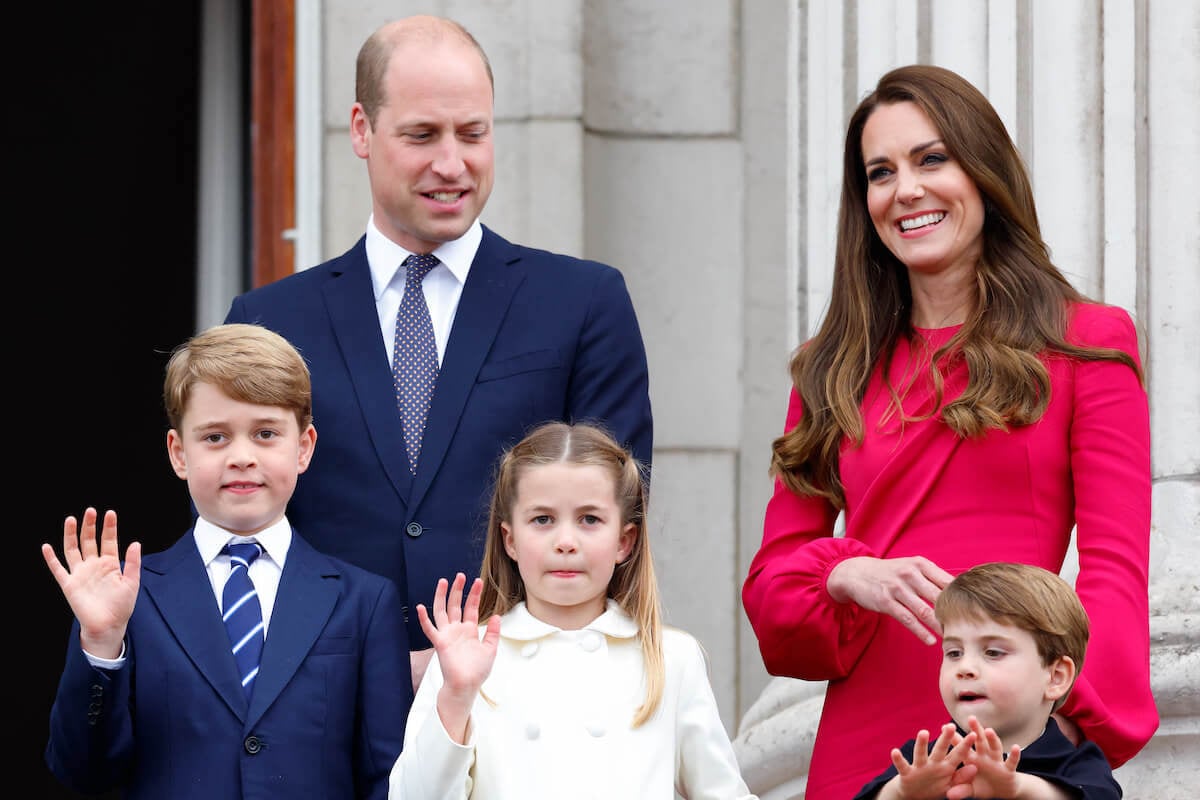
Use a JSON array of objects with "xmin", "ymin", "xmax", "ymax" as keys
[{"xmin": 20, "ymin": 3, "xmax": 209, "ymax": 796}]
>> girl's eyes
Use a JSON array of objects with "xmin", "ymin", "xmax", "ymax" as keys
[
  {"xmin": 531, "ymin": 514, "xmax": 552, "ymax": 525},
  {"xmin": 581, "ymin": 514, "xmax": 601, "ymax": 525}
]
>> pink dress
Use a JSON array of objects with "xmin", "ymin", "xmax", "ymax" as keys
[{"xmin": 742, "ymin": 303, "xmax": 1157, "ymax": 800}]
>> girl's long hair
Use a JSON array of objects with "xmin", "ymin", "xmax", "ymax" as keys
[
  {"xmin": 773, "ymin": 64, "xmax": 1140, "ymax": 508},
  {"xmin": 478, "ymin": 421, "xmax": 665, "ymax": 727}
]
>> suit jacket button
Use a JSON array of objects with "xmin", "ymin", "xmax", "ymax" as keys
[
  {"xmin": 405, "ymin": 522, "xmax": 423, "ymax": 538},
  {"xmin": 244, "ymin": 735, "xmax": 262, "ymax": 755}
]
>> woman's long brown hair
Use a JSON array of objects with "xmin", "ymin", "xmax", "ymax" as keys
[{"xmin": 773, "ymin": 64, "xmax": 1140, "ymax": 508}]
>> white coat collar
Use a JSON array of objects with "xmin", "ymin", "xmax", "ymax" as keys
[{"xmin": 499, "ymin": 599, "xmax": 639, "ymax": 641}]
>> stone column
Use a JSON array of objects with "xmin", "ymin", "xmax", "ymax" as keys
[{"xmin": 580, "ymin": 0, "xmax": 745, "ymax": 734}]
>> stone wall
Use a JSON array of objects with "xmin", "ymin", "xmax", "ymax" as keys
[{"xmin": 312, "ymin": 2, "xmax": 1200, "ymax": 796}]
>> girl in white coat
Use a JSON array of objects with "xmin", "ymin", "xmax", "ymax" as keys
[{"xmin": 389, "ymin": 421, "xmax": 757, "ymax": 799}]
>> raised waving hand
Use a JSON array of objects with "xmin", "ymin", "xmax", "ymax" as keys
[
  {"xmin": 42, "ymin": 507, "xmax": 141, "ymax": 660},
  {"xmin": 416, "ymin": 573, "xmax": 502, "ymax": 744}
]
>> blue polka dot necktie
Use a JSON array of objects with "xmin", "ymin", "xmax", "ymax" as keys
[
  {"xmin": 393, "ymin": 253, "xmax": 440, "ymax": 473},
  {"xmin": 221, "ymin": 541, "xmax": 264, "ymax": 700}
]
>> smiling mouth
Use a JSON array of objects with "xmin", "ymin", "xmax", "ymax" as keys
[
  {"xmin": 426, "ymin": 191, "xmax": 465, "ymax": 203},
  {"xmin": 899, "ymin": 211, "xmax": 946, "ymax": 231}
]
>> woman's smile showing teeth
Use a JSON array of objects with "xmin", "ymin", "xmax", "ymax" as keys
[{"xmin": 898, "ymin": 211, "xmax": 946, "ymax": 231}]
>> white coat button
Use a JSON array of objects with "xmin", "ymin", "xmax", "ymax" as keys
[
  {"xmin": 585, "ymin": 721, "xmax": 606, "ymax": 737},
  {"xmin": 579, "ymin": 632, "xmax": 602, "ymax": 652},
  {"xmin": 521, "ymin": 642, "xmax": 539, "ymax": 658},
  {"xmin": 525, "ymin": 722, "xmax": 541, "ymax": 740}
]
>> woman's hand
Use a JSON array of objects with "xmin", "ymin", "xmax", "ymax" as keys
[{"xmin": 827, "ymin": 556, "xmax": 953, "ymax": 645}]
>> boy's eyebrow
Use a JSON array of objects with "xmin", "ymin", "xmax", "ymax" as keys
[{"xmin": 190, "ymin": 414, "xmax": 288, "ymax": 431}]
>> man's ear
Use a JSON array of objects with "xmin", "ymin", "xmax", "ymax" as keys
[
  {"xmin": 1045, "ymin": 655, "xmax": 1077, "ymax": 703},
  {"xmin": 349, "ymin": 103, "xmax": 373, "ymax": 159}
]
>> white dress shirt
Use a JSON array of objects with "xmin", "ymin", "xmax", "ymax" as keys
[
  {"xmin": 193, "ymin": 515, "xmax": 292, "ymax": 636},
  {"xmin": 366, "ymin": 214, "xmax": 483, "ymax": 367},
  {"xmin": 390, "ymin": 601, "xmax": 757, "ymax": 800}
]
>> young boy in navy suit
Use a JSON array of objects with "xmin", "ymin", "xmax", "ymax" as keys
[
  {"xmin": 42, "ymin": 323, "xmax": 413, "ymax": 800},
  {"xmin": 853, "ymin": 562, "xmax": 1121, "ymax": 800}
]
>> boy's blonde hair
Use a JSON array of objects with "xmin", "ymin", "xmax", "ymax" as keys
[
  {"xmin": 936, "ymin": 562, "xmax": 1089, "ymax": 710},
  {"xmin": 478, "ymin": 421, "xmax": 664, "ymax": 727},
  {"xmin": 163, "ymin": 323, "xmax": 313, "ymax": 432}
]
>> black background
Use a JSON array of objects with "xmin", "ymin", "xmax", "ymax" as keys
[{"xmin": 19, "ymin": 3, "xmax": 208, "ymax": 796}]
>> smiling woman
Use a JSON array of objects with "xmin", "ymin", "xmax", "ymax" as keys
[
  {"xmin": 741, "ymin": 64, "xmax": 1157, "ymax": 800},
  {"xmin": 861, "ymin": 101, "xmax": 985, "ymax": 321}
]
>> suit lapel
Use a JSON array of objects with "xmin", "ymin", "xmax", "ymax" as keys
[
  {"xmin": 411, "ymin": 227, "xmax": 525, "ymax": 507},
  {"xmin": 323, "ymin": 241, "xmax": 415, "ymax": 502},
  {"xmin": 140, "ymin": 534, "xmax": 247, "ymax": 718},
  {"xmin": 245, "ymin": 533, "xmax": 340, "ymax": 727}
]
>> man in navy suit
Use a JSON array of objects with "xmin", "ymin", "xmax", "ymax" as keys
[
  {"xmin": 42, "ymin": 324, "xmax": 411, "ymax": 799},
  {"xmin": 225, "ymin": 15, "xmax": 653, "ymax": 688}
]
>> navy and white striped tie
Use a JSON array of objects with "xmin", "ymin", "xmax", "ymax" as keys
[{"xmin": 221, "ymin": 541, "xmax": 265, "ymax": 700}]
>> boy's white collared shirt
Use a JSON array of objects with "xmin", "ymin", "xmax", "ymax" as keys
[{"xmin": 194, "ymin": 515, "xmax": 292, "ymax": 636}]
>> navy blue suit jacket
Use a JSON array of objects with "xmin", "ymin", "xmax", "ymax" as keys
[
  {"xmin": 45, "ymin": 530, "xmax": 412, "ymax": 800},
  {"xmin": 224, "ymin": 227, "xmax": 653, "ymax": 647}
]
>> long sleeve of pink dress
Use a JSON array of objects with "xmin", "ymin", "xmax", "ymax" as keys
[{"xmin": 741, "ymin": 303, "xmax": 1157, "ymax": 800}]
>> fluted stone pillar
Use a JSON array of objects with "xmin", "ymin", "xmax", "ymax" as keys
[{"xmin": 580, "ymin": 0, "xmax": 746, "ymax": 734}]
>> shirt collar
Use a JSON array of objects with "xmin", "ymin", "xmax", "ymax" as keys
[
  {"xmin": 499, "ymin": 599, "xmax": 640, "ymax": 641},
  {"xmin": 193, "ymin": 515, "xmax": 294, "ymax": 567},
  {"xmin": 365, "ymin": 215, "xmax": 481, "ymax": 300}
]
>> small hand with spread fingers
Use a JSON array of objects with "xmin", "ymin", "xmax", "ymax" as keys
[
  {"xmin": 41, "ymin": 507, "xmax": 141, "ymax": 660},
  {"xmin": 878, "ymin": 723, "xmax": 977, "ymax": 800},
  {"xmin": 946, "ymin": 716, "xmax": 1029, "ymax": 800},
  {"xmin": 416, "ymin": 572, "xmax": 502, "ymax": 744}
]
